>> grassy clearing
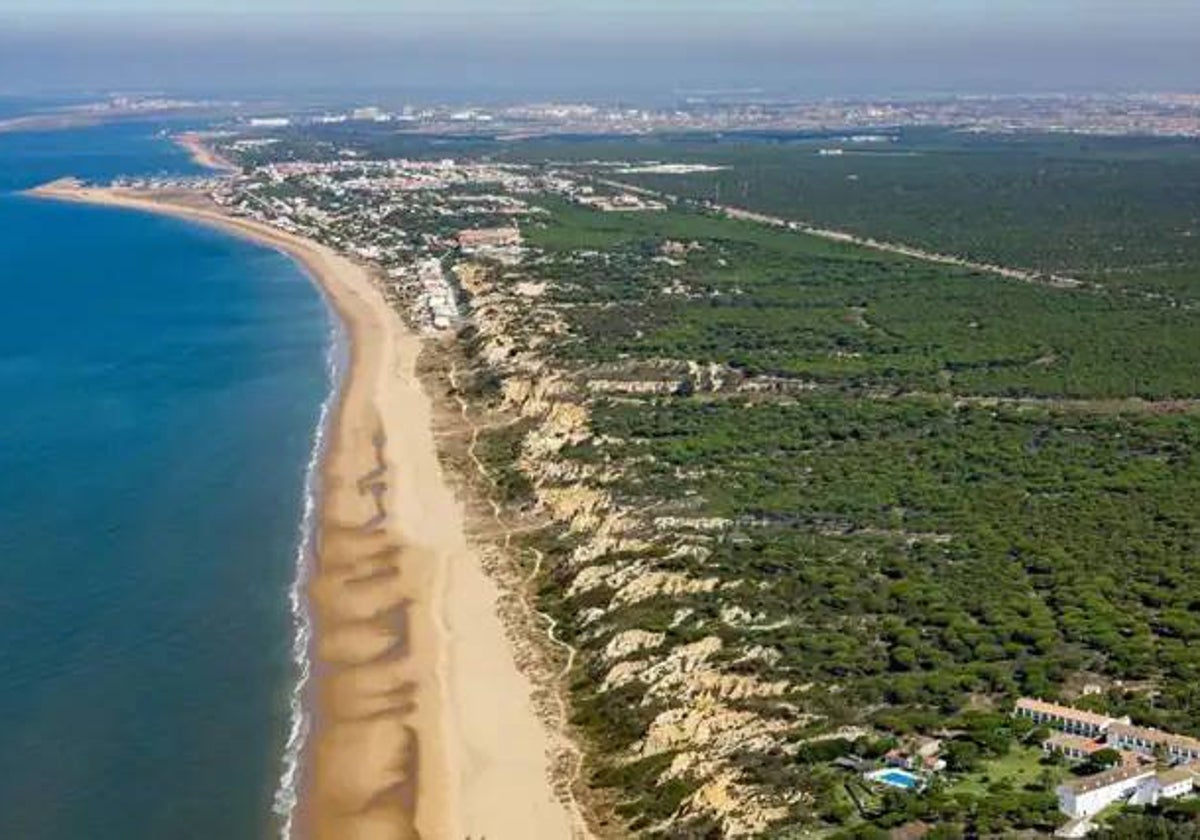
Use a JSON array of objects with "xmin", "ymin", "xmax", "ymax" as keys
[{"xmin": 948, "ymin": 746, "xmax": 1060, "ymax": 796}]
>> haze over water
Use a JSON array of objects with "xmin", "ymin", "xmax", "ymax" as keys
[
  {"xmin": 0, "ymin": 122, "xmax": 330, "ymax": 838},
  {"xmin": 3, "ymin": 1, "xmax": 1200, "ymax": 97}
]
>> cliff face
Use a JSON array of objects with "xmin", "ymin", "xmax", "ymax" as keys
[{"xmin": 457, "ymin": 260, "xmax": 816, "ymax": 838}]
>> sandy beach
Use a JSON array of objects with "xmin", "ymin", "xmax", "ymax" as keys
[
  {"xmin": 30, "ymin": 182, "xmax": 577, "ymax": 840},
  {"xmin": 175, "ymin": 132, "xmax": 239, "ymax": 173}
]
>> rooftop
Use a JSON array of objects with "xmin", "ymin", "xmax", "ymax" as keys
[
  {"xmin": 1044, "ymin": 733, "xmax": 1107, "ymax": 754},
  {"xmin": 1060, "ymin": 764, "xmax": 1152, "ymax": 794},
  {"xmin": 1109, "ymin": 723, "xmax": 1200, "ymax": 753},
  {"xmin": 1016, "ymin": 698, "xmax": 1118, "ymax": 728},
  {"xmin": 1156, "ymin": 766, "xmax": 1198, "ymax": 786}
]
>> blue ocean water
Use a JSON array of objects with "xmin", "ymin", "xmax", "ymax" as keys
[
  {"xmin": 0, "ymin": 124, "xmax": 330, "ymax": 838},
  {"xmin": 0, "ymin": 95, "xmax": 93, "ymax": 122}
]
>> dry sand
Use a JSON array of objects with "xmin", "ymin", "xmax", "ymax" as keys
[
  {"xmin": 30, "ymin": 182, "xmax": 578, "ymax": 840},
  {"xmin": 175, "ymin": 132, "xmax": 239, "ymax": 173}
]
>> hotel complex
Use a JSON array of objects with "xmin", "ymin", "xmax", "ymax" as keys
[{"xmin": 1014, "ymin": 698, "xmax": 1200, "ymax": 824}]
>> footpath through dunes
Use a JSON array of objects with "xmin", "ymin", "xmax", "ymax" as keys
[{"xmin": 28, "ymin": 182, "xmax": 577, "ymax": 840}]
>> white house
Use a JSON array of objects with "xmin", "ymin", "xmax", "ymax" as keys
[{"xmin": 1056, "ymin": 765, "xmax": 1155, "ymax": 818}]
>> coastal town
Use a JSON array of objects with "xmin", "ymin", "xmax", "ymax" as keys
[{"xmin": 173, "ymin": 155, "xmax": 668, "ymax": 332}]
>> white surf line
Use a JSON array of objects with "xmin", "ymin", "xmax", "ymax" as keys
[{"xmin": 275, "ymin": 312, "xmax": 347, "ymax": 839}]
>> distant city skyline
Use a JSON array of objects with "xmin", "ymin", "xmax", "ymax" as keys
[{"xmin": 1, "ymin": 1, "xmax": 1198, "ymax": 98}]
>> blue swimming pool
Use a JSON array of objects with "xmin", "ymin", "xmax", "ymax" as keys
[{"xmin": 868, "ymin": 768, "xmax": 923, "ymax": 790}]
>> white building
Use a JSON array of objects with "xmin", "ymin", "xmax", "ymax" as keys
[
  {"xmin": 1056, "ymin": 765, "xmax": 1154, "ymax": 818},
  {"xmin": 1058, "ymin": 765, "xmax": 1198, "ymax": 818},
  {"xmin": 1130, "ymin": 767, "xmax": 1197, "ymax": 807},
  {"xmin": 1015, "ymin": 698, "xmax": 1200, "ymax": 764},
  {"xmin": 415, "ymin": 259, "xmax": 460, "ymax": 331},
  {"xmin": 1042, "ymin": 733, "xmax": 1109, "ymax": 762},
  {"xmin": 1107, "ymin": 723, "xmax": 1200, "ymax": 764},
  {"xmin": 1015, "ymin": 698, "xmax": 1125, "ymax": 739}
]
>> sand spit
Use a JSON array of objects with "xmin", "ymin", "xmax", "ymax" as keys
[
  {"xmin": 29, "ymin": 182, "xmax": 575, "ymax": 840},
  {"xmin": 175, "ymin": 132, "xmax": 239, "ymax": 173}
]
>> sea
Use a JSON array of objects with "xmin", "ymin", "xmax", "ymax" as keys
[{"xmin": 0, "ymin": 119, "xmax": 332, "ymax": 838}]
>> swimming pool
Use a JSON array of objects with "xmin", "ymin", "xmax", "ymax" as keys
[{"xmin": 867, "ymin": 768, "xmax": 923, "ymax": 790}]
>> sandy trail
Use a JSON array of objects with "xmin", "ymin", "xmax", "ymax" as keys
[{"xmin": 29, "ymin": 182, "xmax": 576, "ymax": 840}]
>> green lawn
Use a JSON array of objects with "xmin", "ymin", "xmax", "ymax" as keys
[{"xmin": 948, "ymin": 746, "xmax": 1062, "ymax": 796}]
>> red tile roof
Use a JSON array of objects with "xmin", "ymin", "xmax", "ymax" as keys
[
  {"xmin": 1044, "ymin": 733, "xmax": 1106, "ymax": 754},
  {"xmin": 1109, "ymin": 723, "xmax": 1200, "ymax": 753},
  {"xmin": 1016, "ymin": 698, "xmax": 1117, "ymax": 728}
]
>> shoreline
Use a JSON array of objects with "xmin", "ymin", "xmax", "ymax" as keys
[
  {"xmin": 274, "ymin": 318, "xmax": 345, "ymax": 837},
  {"xmin": 29, "ymin": 182, "xmax": 577, "ymax": 839},
  {"xmin": 175, "ymin": 132, "xmax": 239, "ymax": 173}
]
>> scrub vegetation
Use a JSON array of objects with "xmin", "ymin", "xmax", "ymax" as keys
[
  {"xmin": 230, "ymin": 126, "xmax": 1200, "ymax": 836},
  {"xmin": 488, "ymin": 151, "xmax": 1200, "ymax": 835}
]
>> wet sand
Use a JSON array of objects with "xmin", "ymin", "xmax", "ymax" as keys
[{"xmin": 29, "ymin": 182, "xmax": 576, "ymax": 840}]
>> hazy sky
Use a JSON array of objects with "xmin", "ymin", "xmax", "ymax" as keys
[{"xmin": 1, "ymin": 1, "xmax": 1198, "ymax": 99}]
